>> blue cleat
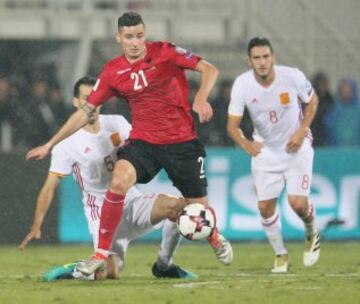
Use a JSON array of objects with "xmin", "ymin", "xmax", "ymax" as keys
[
  {"xmin": 152, "ymin": 262, "xmax": 198, "ymax": 279},
  {"xmin": 43, "ymin": 262, "xmax": 77, "ymax": 282}
]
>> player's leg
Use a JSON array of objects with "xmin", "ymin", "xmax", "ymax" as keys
[
  {"xmin": 76, "ymin": 160, "xmax": 135, "ymax": 275},
  {"xmin": 97, "ymin": 159, "xmax": 136, "ymax": 256},
  {"xmin": 44, "ymin": 193, "xmax": 104, "ymax": 281},
  {"xmin": 151, "ymin": 219, "xmax": 197, "ymax": 279},
  {"xmin": 149, "ymin": 192, "xmax": 185, "ymax": 270},
  {"xmin": 150, "ymin": 195, "xmax": 197, "ymax": 278},
  {"xmin": 286, "ymin": 145, "xmax": 319, "ymax": 267},
  {"xmin": 114, "ymin": 191, "xmax": 196, "ymax": 279},
  {"xmin": 75, "ymin": 193, "xmax": 125, "ymax": 280},
  {"xmin": 287, "ymin": 195, "xmax": 320, "ymax": 267},
  {"xmin": 78, "ymin": 141, "xmax": 161, "ymax": 275},
  {"xmin": 184, "ymin": 195, "xmax": 233, "ymax": 265},
  {"xmin": 160, "ymin": 139, "xmax": 233, "ymax": 265},
  {"xmin": 258, "ymin": 198, "xmax": 289, "ymax": 273},
  {"xmin": 253, "ymin": 164, "xmax": 289, "ymax": 273}
]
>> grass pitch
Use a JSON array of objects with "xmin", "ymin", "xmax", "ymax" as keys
[{"xmin": 0, "ymin": 242, "xmax": 359, "ymax": 304}]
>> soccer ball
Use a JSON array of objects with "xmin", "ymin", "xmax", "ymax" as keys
[{"xmin": 177, "ymin": 203, "xmax": 216, "ymax": 240}]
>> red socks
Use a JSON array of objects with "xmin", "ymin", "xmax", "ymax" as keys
[
  {"xmin": 97, "ymin": 190, "xmax": 125, "ymax": 256},
  {"xmin": 206, "ymin": 206, "xmax": 221, "ymax": 248}
]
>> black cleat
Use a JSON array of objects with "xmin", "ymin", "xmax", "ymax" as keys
[{"xmin": 151, "ymin": 262, "xmax": 198, "ymax": 279}]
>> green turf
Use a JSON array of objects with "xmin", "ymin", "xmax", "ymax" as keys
[{"xmin": 0, "ymin": 242, "xmax": 359, "ymax": 304}]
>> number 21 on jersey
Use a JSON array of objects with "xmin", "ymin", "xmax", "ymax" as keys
[{"xmin": 131, "ymin": 70, "xmax": 148, "ymax": 91}]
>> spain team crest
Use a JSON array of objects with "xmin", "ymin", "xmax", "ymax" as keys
[
  {"xmin": 280, "ymin": 92, "xmax": 290, "ymax": 105},
  {"xmin": 110, "ymin": 132, "xmax": 121, "ymax": 146}
]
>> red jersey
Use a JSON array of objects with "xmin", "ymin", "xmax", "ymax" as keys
[{"xmin": 88, "ymin": 41, "xmax": 201, "ymax": 144}]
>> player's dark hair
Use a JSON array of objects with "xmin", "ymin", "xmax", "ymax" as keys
[
  {"xmin": 247, "ymin": 37, "xmax": 273, "ymax": 56},
  {"xmin": 73, "ymin": 76, "xmax": 96, "ymax": 98},
  {"xmin": 118, "ymin": 12, "xmax": 144, "ymax": 30}
]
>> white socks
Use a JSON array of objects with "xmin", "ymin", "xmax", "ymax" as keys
[
  {"xmin": 157, "ymin": 220, "xmax": 182, "ymax": 270},
  {"xmin": 261, "ymin": 212, "xmax": 287, "ymax": 256},
  {"xmin": 303, "ymin": 201, "xmax": 317, "ymax": 238}
]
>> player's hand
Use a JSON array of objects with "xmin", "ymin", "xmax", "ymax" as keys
[
  {"xmin": 286, "ymin": 129, "xmax": 306, "ymax": 153},
  {"xmin": 26, "ymin": 143, "xmax": 51, "ymax": 160},
  {"xmin": 192, "ymin": 100, "xmax": 213, "ymax": 123},
  {"xmin": 243, "ymin": 141, "xmax": 263, "ymax": 157},
  {"xmin": 19, "ymin": 226, "xmax": 41, "ymax": 249}
]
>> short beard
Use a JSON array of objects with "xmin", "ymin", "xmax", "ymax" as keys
[{"xmin": 256, "ymin": 62, "xmax": 274, "ymax": 82}]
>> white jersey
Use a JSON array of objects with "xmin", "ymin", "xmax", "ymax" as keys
[
  {"xmin": 49, "ymin": 114, "xmax": 160, "ymax": 252},
  {"xmin": 50, "ymin": 114, "xmax": 131, "ymax": 194},
  {"xmin": 228, "ymin": 65, "xmax": 314, "ymax": 151}
]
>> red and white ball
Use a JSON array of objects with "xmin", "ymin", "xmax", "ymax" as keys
[{"xmin": 177, "ymin": 203, "xmax": 216, "ymax": 240}]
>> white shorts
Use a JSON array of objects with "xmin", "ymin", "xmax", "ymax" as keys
[
  {"xmin": 251, "ymin": 144, "xmax": 314, "ymax": 201},
  {"xmin": 82, "ymin": 187, "xmax": 161, "ymax": 252}
]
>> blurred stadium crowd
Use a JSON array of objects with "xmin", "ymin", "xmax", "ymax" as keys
[{"xmin": 1, "ymin": 56, "xmax": 360, "ymax": 151}]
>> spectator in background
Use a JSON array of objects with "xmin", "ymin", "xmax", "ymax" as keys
[
  {"xmin": 26, "ymin": 77, "xmax": 55, "ymax": 146},
  {"xmin": 0, "ymin": 75, "xmax": 27, "ymax": 150},
  {"xmin": 0, "ymin": 76, "xmax": 12, "ymax": 120},
  {"xmin": 101, "ymin": 96, "xmax": 132, "ymax": 122},
  {"xmin": 48, "ymin": 85, "xmax": 70, "ymax": 126},
  {"xmin": 211, "ymin": 80, "xmax": 233, "ymax": 146},
  {"xmin": 324, "ymin": 78, "xmax": 360, "ymax": 146},
  {"xmin": 211, "ymin": 80, "xmax": 253, "ymax": 146},
  {"xmin": 0, "ymin": 76, "xmax": 13, "ymax": 150},
  {"xmin": 127, "ymin": 0, "xmax": 152, "ymax": 10},
  {"xmin": 311, "ymin": 73, "xmax": 334, "ymax": 146}
]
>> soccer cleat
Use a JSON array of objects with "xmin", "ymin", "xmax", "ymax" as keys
[
  {"xmin": 212, "ymin": 234, "xmax": 233, "ymax": 265},
  {"xmin": 43, "ymin": 262, "xmax": 77, "ymax": 281},
  {"xmin": 152, "ymin": 262, "xmax": 198, "ymax": 279},
  {"xmin": 76, "ymin": 253, "xmax": 106, "ymax": 276},
  {"xmin": 303, "ymin": 231, "xmax": 320, "ymax": 267},
  {"xmin": 271, "ymin": 253, "xmax": 290, "ymax": 273}
]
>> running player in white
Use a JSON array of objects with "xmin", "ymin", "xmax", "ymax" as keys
[
  {"xmin": 19, "ymin": 77, "xmax": 196, "ymax": 280},
  {"xmin": 227, "ymin": 37, "xmax": 320, "ymax": 273}
]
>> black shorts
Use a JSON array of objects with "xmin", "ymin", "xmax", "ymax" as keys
[{"xmin": 117, "ymin": 139, "xmax": 207, "ymax": 198}]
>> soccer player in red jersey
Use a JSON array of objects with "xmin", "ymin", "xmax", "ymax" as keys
[{"xmin": 27, "ymin": 12, "xmax": 233, "ymax": 276}]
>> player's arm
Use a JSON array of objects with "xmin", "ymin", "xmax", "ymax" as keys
[
  {"xmin": 227, "ymin": 114, "xmax": 262, "ymax": 157},
  {"xmin": 26, "ymin": 104, "xmax": 94, "ymax": 160},
  {"xmin": 19, "ymin": 173, "xmax": 62, "ymax": 249},
  {"xmin": 286, "ymin": 93, "xmax": 319, "ymax": 152},
  {"xmin": 193, "ymin": 60, "xmax": 219, "ymax": 123}
]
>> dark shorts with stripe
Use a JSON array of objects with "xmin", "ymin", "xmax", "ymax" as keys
[{"xmin": 117, "ymin": 139, "xmax": 207, "ymax": 198}]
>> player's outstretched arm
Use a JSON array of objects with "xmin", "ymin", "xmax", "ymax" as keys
[
  {"xmin": 286, "ymin": 93, "xmax": 319, "ymax": 153},
  {"xmin": 227, "ymin": 114, "xmax": 262, "ymax": 157},
  {"xmin": 26, "ymin": 104, "xmax": 95, "ymax": 160},
  {"xmin": 193, "ymin": 60, "xmax": 219, "ymax": 123},
  {"xmin": 19, "ymin": 174, "xmax": 61, "ymax": 249}
]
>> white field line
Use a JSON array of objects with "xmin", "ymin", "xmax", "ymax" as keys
[
  {"xmin": 231, "ymin": 272, "xmax": 360, "ymax": 278},
  {"xmin": 0, "ymin": 272, "xmax": 359, "ymax": 280},
  {"xmin": 174, "ymin": 282, "xmax": 322, "ymax": 290},
  {"xmin": 174, "ymin": 281, "xmax": 221, "ymax": 288}
]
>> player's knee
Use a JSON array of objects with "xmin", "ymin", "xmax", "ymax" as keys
[
  {"xmin": 110, "ymin": 175, "xmax": 128, "ymax": 193},
  {"xmin": 258, "ymin": 199, "xmax": 277, "ymax": 218},
  {"xmin": 110, "ymin": 162, "xmax": 135, "ymax": 193},
  {"xmin": 258, "ymin": 203, "xmax": 273, "ymax": 218}
]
